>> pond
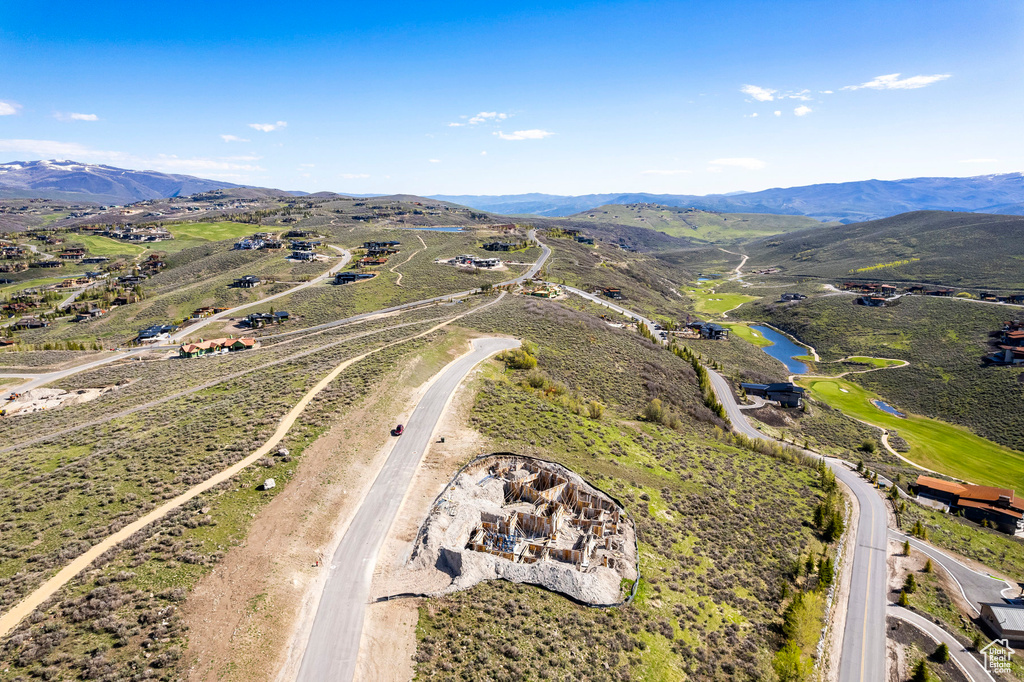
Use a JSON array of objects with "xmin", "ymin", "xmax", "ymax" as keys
[
  {"xmin": 402, "ymin": 226, "xmax": 463, "ymax": 232},
  {"xmin": 750, "ymin": 325, "xmax": 810, "ymax": 375},
  {"xmin": 872, "ymin": 399, "xmax": 906, "ymax": 418}
]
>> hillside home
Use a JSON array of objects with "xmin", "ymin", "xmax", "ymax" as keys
[
  {"xmin": 13, "ymin": 317, "xmax": 49, "ymax": 330},
  {"xmin": 600, "ymin": 287, "xmax": 623, "ymax": 300},
  {"xmin": 291, "ymin": 250, "xmax": 317, "ymax": 261},
  {"xmin": 781, "ymin": 293, "xmax": 807, "ymax": 301},
  {"xmin": 81, "ymin": 256, "xmax": 109, "ymax": 265},
  {"xmin": 57, "ymin": 250, "xmax": 85, "ymax": 260},
  {"xmin": 136, "ymin": 324, "xmax": 178, "ymax": 343},
  {"xmin": 483, "ymin": 241, "xmax": 515, "ymax": 251},
  {"xmin": 290, "ymin": 240, "xmax": 321, "ymax": 250},
  {"xmin": 1010, "ymin": 294, "xmax": 1024, "ymax": 304},
  {"xmin": 924, "ymin": 288, "xmax": 955, "ymax": 296},
  {"xmin": 856, "ymin": 296, "xmax": 887, "ymax": 307},
  {"xmin": 245, "ymin": 311, "xmax": 290, "ymax": 327},
  {"xmin": 358, "ymin": 256, "xmax": 388, "ymax": 267},
  {"xmin": 32, "ymin": 260, "xmax": 62, "ymax": 268},
  {"xmin": 75, "ymin": 309, "xmax": 106, "ymax": 322},
  {"xmin": 334, "ymin": 272, "xmax": 375, "ymax": 284},
  {"xmin": 979, "ymin": 604, "xmax": 1024, "ymax": 646},
  {"xmin": 234, "ymin": 275, "xmax": 261, "ymax": 288},
  {"xmin": 740, "ymin": 382, "xmax": 806, "ymax": 408},
  {"xmin": 913, "ymin": 475, "xmax": 1024, "ymax": 534},
  {"xmin": 178, "ymin": 337, "xmax": 257, "ymax": 358},
  {"xmin": 363, "ymin": 241, "xmax": 401, "ymax": 250},
  {"xmin": 574, "ymin": 235, "xmax": 595, "ymax": 245},
  {"xmin": 685, "ymin": 321, "xmax": 729, "ymax": 340}
]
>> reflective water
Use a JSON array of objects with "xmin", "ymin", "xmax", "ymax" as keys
[{"xmin": 750, "ymin": 325, "xmax": 809, "ymax": 374}]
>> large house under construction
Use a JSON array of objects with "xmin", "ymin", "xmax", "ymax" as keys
[{"xmin": 465, "ymin": 459, "xmax": 630, "ymax": 572}]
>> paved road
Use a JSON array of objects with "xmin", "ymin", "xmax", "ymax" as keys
[
  {"xmin": 0, "ymin": 349, "xmax": 150, "ymax": 394},
  {"xmin": 296, "ymin": 337, "xmax": 519, "ymax": 682},
  {"xmin": 887, "ymin": 606, "xmax": 996, "ymax": 682},
  {"xmin": 559, "ymin": 284, "xmax": 659, "ymax": 337},
  {"xmin": 705, "ymin": 366, "xmax": 887, "ymax": 682},
  {"xmin": 888, "ymin": 529, "xmax": 1017, "ymax": 615}
]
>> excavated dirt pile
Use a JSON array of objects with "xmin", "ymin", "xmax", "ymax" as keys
[{"xmin": 409, "ymin": 454, "xmax": 637, "ymax": 605}]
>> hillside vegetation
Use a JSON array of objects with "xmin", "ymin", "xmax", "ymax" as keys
[
  {"xmin": 569, "ymin": 204, "xmax": 833, "ymax": 244},
  {"xmin": 745, "ymin": 211, "xmax": 1024, "ymax": 289}
]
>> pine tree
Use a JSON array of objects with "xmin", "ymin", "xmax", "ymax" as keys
[
  {"xmin": 932, "ymin": 643, "xmax": 949, "ymax": 663},
  {"xmin": 903, "ymin": 540, "xmax": 911, "ymax": 556},
  {"xmin": 903, "ymin": 572, "xmax": 917, "ymax": 594},
  {"xmin": 897, "ymin": 590, "xmax": 910, "ymax": 607},
  {"xmin": 923, "ymin": 558, "xmax": 933, "ymax": 573},
  {"xmin": 910, "ymin": 659, "xmax": 930, "ymax": 682}
]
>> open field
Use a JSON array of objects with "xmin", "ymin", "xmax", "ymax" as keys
[
  {"xmin": 721, "ymin": 323, "xmax": 773, "ymax": 347},
  {"xmin": 68, "ymin": 234, "xmax": 149, "ymax": 257},
  {"xmin": 801, "ymin": 377, "xmax": 1024, "ymax": 491},
  {"xmin": 165, "ymin": 221, "xmax": 281, "ymax": 243},
  {"xmin": 682, "ymin": 279, "xmax": 757, "ymax": 317}
]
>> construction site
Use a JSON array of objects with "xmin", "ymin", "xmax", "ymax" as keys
[{"xmin": 408, "ymin": 454, "xmax": 637, "ymax": 605}]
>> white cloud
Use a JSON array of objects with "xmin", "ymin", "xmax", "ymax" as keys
[
  {"xmin": 774, "ymin": 110, "xmax": 782, "ymax": 117},
  {"xmin": 429, "ymin": 159, "xmax": 441, "ymax": 163},
  {"xmin": 468, "ymin": 111, "xmax": 509, "ymax": 125},
  {"xmin": 783, "ymin": 89, "xmax": 813, "ymax": 101},
  {"xmin": 481, "ymin": 151, "xmax": 487, "ymax": 156},
  {"xmin": 55, "ymin": 112, "xmax": 99, "ymax": 122},
  {"xmin": 447, "ymin": 122, "xmax": 465, "ymax": 127},
  {"xmin": 708, "ymin": 157, "xmax": 766, "ymax": 170},
  {"xmin": 221, "ymin": 134, "xmax": 250, "ymax": 143},
  {"xmin": 248, "ymin": 120, "xmax": 288, "ymax": 132},
  {"xmin": 794, "ymin": 105, "xmax": 812, "ymax": 117},
  {"xmin": 820, "ymin": 90, "xmax": 834, "ymax": 94},
  {"xmin": 741, "ymin": 84, "xmax": 776, "ymax": 102},
  {"xmin": 642, "ymin": 169, "xmax": 691, "ymax": 175},
  {"xmin": 959, "ymin": 158, "xmax": 998, "ymax": 163},
  {"xmin": 0, "ymin": 101, "xmax": 22, "ymax": 116},
  {"xmin": 495, "ymin": 129, "xmax": 554, "ymax": 141},
  {"xmin": 745, "ymin": 113, "xmax": 759, "ymax": 118},
  {"xmin": 340, "ymin": 173, "xmax": 370, "ymax": 179},
  {"xmin": 843, "ymin": 73, "xmax": 951, "ymax": 91}
]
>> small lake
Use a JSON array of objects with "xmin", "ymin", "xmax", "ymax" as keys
[
  {"xmin": 872, "ymin": 399, "xmax": 906, "ymax": 418},
  {"xmin": 750, "ymin": 325, "xmax": 809, "ymax": 375},
  {"xmin": 402, "ymin": 226, "xmax": 463, "ymax": 232}
]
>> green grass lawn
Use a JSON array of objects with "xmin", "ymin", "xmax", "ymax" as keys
[
  {"xmin": 800, "ymin": 377, "xmax": 1024, "ymax": 491},
  {"xmin": 683, "ymin": 280, "xmax": 757, "ymax": 316},
  {"xmin": 844, "ymin": 356, "xmax": 906, "ymax": 369},
  {"xmin": 0, "ymin": 275, "xmax": 85, "ymax": 297},
  {"xmin": 722, "ymin": 323, "xmax": 773, "ymax": 347},
  {"xmin": 70, "ymin": 234, "xmax": 149, "ymax": 257},
  {"xmin": 166, "ymin": 222, "xmax": 283, "ymax": 242}
]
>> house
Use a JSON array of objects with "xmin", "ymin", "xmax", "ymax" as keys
[
  {"xmin": 925, "ymin": 288, "xmax": 955, "ymax": 297},
  {"xmin": 856, "ymin": 296, "xmax": 888, "ymax": 307},
  {"xmin": 907, "ymin": 285, "xmax": 926, "ymax": 293},
  {"xmin": 913, "ymin": 475, "xmax": 1024, "ymax": 534},
  {"xmin": 234, "ymin": 275, "xmax": 261, "ymax": 288},
  {"xmin": 291, "ymin": 250, "xmax": 317, "ymax": 261},
  {"xmin": 1010, "ymin": 294, "xmax": 1024, "ymax": 304},
  {"xmin": 136, "ymin": 324, "xmax": 178, "ymax": 343},
  {"xmin": 600, "ymin": 287, "xmax": 623, "ymax": 300},
  {"xmin": 178, "ymin": 337, "xmax": 257, "ymax": 358},
  {"xmin": 781, "ymin": 293, "xmax": 807, "ymax": 301},
  {"xmin": 81, "ymin": 256, "xmax": 109, "ymax": 265},
  {"xmin": 740, "ymin": 382, "xmax": 806, "ymax": 408},
  {"xmin": 57, "ymin": 249, "xmax": 85, "ymax": 260},
  {"xmin": 358, "ymin": 256, "xmax": 388, "ymax": 267},
  {"xmin": 245, "ymin": 311, "xmax": 290, "ymax": 328},
  {"xmin": 0, "ymin": 338, "xmax": 17, "ymax": 348},
  {"xmin": 13, "ymin": 317, "xmax": 48, "ymax": 330},
  {"xmin": 366, "ymin": 246, "xmax": 399, "ymax": 257},
  {"xmin": 118, "ymin": 275, "xmax": 147, "ymax": 286},
  {"xmin": 334, "ymin": 272, "xmax": 376, "ymax": 284},
  {"xmin": 473, "ymin": 257, "xmax": 500, "ymax": 268},
  {"xmin": 32, "ymin": 260, "xmax": 62, "ymax": 268},
  {"xmin": 482, "ymin": 241, "xmax": 515, "ymax": 252},
  {"xmin": 363, "ymin": 241, "xmax": 400, "ymax": 250},
  {"xmin": 290, "ymin": 240, "xmax": 322, "ymax": 250},
  {"xmin": 685, "ymin": 321, "xmax": 730, "ymax": 340},
  {"xmin": 880, "ymin": 284, "xmax": 898, "ymax": 295},
  {"xmin": 979, "ymin": 604, "xmax": 1024, "ymax": 646},
  {"xmin": 574, "ymin": 235, "xmax": 595, "ymax": 245},
  {"xmin": 75, "ymin": 309, "xmax": 106, "ymax": 322}
]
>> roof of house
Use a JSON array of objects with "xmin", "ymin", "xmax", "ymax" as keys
[
  {"xmin": 914, "ymin": 475, "xmax": 967, "ymax": 496},
  {"xmin": 957, "ymin": 498, "xmax": 1023, "ymax": 519},
  {"xmin": 981, "ymin": 603, "xmax": 1024, "ymax": 632},
  {"xmin": 915, "ymin": 475, "xmax": 1021, "ymax": 509}
]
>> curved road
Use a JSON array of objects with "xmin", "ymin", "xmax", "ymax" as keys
[
  {"xmin": 887, "ymin": 606, "xmax": 996, "ymax": 682},
  {"xmin": 295, "ymin": 337, "xmax": 519, "ymax": 682}
]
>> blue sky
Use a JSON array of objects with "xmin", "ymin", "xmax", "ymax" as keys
[{"xmin": 1, "ymin": 0, "xmax": 1021, "ymax": 195}]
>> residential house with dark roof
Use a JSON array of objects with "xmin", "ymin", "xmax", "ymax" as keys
[
  {"xmin": 740, "ymin": 382, "xmax": 806, "ymax": 408},
  {"xmin": 234, "ymin": 275, "xmax": 261, "ymax": 288}
]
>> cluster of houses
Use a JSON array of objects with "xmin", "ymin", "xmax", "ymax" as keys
[
  {"xmin": 913, "ymin": 475, "xmax": 1023, "ymax": 535},
  {"xmin": 985, "ymin": 320, "xmax": 1024, "ymax": 366},
  {"xmin": 178, "ymin": 337, "xmax": 257, "ymax": 358},
  {"xmin": 98, "ymin": 225, "xmax": 172, "ymax": 242},
  {"xmin": 358, "ymin": 241, "xmax": 400, "ymax": 267},
  {"xmin": 1, "ymin": 244, "xmax": 25, "ymax": 259},
  {"xmin": 234, "ymin": 232, "xmax": 285, "ymax": 250},
  {"xmin": 740, "ymin": 382, "xmax": 806, "ymax": 408},
  {"xmin": 843, "ymin": 281, "xmax": 1024, "ymax": 304}
]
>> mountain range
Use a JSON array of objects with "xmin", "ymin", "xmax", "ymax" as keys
[
  {"xmin": 3, "ymin": 160, "xmax": 1024, "ymax": 223},
  {"xmin": 432, "ymin": 172, "xmax": 1024, "ymax": 222},
  {"xmin": 0, "ymin": 160, "xmax": 247, "ymax": 204}
]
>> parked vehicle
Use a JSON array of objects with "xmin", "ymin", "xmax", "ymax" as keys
[{"xmin": 392, "ymin": 424, "xmax": 404, "ymax": 436}]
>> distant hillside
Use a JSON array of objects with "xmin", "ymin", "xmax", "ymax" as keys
[
  {"xmin": 432, "ymin": 172, "xmax": 1024, "ymax": 222},
  {"xmin": 0, "ymin": 160, "xmax": 247, "ymax": 204},
  {"xmin": 744, "ymin": 210, "xmax": 1024, "ymax": 289},
  {"xmin": 567, "ymin": 204, "xmax": 834, "ymax": 244}
]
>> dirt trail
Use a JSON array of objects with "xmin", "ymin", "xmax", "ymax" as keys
[
  {"xmin": 0, "ymin": 292, "xmax": 506, "ymax": 641},
  {"xmin": 391, "ymin": 234, "xmax": 427, "ymax": 287}
]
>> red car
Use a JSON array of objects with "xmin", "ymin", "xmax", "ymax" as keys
[{"xmin": 392, "ymin": 424, "xmax": 404, "ymax": 436}]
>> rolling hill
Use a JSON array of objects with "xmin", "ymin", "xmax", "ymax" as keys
[
  {"xmin": 567, "ymin": 203, "xmax": 836, "ymax": 243},
  {"xmin": 432, "ymin": 172, "xmax": 1024, "ymax": 222},
  {"xmin": 743, "ymin": 210, "xmax": 1024, "ymax": 289}
]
